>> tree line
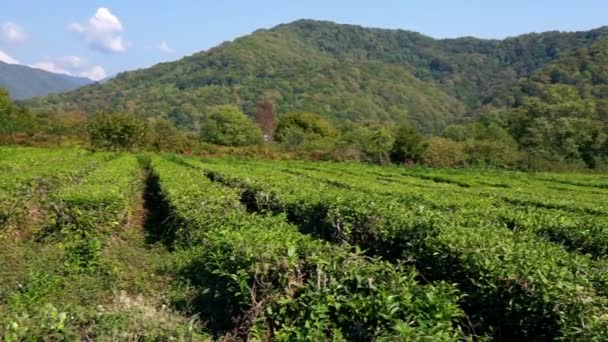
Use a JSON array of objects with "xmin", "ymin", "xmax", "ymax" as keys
[{"xmin": 2, "ymin": 87, "xmax": 606, "ymax": 170}]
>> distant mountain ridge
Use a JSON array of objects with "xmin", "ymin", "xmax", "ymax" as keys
[
  {"xmin": 22, "ymin": 19, "xmax": 608, "ymax": 132},
  {"xmin": 0, "ymin": 62, "xmax": 92, "ymax": 100}
]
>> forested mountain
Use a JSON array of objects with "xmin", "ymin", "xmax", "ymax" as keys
[
  {"xmin": 491, "ymin": 37, "xmax": 608, "ymax": 167},
  {"xmin": 23, "ymin": 20, "xmax": 608, "ymax": 133},
  {"xmin": 0, "ymin": 62, "xmax": 92, "ymax": 100}
]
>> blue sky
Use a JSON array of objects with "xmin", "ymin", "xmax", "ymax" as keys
[{"xmin": 0, "ymin": 0, "xmax": 607, "ymax": 80}]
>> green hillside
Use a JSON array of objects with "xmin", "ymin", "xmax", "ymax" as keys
[
  {"xmin": 500, "ymin": 37, "xmax": 608, "ymax": 114},
  {"xmin": 22, "ymin": 20, "xmax": 608, "ymax": 133},
  {"xmin": 0, "ymin": 62, "xmax": 91, "ymax": 100}
]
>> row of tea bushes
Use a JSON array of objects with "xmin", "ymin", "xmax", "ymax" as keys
[{"xmin": 150, "ymin": 156, "xmax": 469, "ymax": 341}]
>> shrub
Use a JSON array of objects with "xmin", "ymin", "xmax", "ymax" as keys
[
  {"xmin": 87, "ymin": 112, "xmax": 149, "ymax": 151},
  {"xmin": 200, "ymin": 105, "xmax": 263, "ymax": 147},
  {"xmin": 390, "ymin": 124, "xmax": 427, "ymax": 164},
  {"xmin": 150, "ymin": 117, "xmax": 195, "ymax": 153},
  {"xmin": 274, "ymin": 112, "xmax": 337, "ymax": 149},
  {"xmin": 464, "ymin": 140, "xmax": 523, "ymax": 168},
  {"xmin": 421, "ymin": 137, "xmax": 468, "ymax": 168},
  {"xmin": 341, "ymin": 123, "xmax": 395, "ymax": 165}
]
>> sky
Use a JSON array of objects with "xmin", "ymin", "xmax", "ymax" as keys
[{"xmin": 0, "ymin": 0, "xmax": 607, "ymax": 80}]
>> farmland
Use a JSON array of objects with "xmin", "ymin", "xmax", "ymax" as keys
[{"xmin": 2, "ymin": 147, "xmax": 608, "ymax": 340}]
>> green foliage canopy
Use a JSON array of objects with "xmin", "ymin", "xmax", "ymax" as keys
[
  {"xmin": 390, "ymin": 124, "xmax": 427, "ymax": 164},
  {"xmin": 86, "ymin": 112, "xmax": 150, "ymax": 151},
  {"xmin": 274, "ymin": 112, "xmax": 337, "ymax": 149},
  {"xmin": 0, "ymin": 88, "xmax": 35, "ymax": 136},
  {"xmin": 200, "ymin": 105, "xmax": 263, "ymax": 147}
]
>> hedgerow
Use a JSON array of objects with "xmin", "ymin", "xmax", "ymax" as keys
[
  {"xmin": 193, "ymin": 157, "xmax": 608, "ymax": 340},
  {"xmin": 4, "ymin": 147, "xmax": 608, "ymax": 341},
  {"xmin": 0, "ymin": 148, "xmax": 109, "ymax": 233},
  {"xmin": 47, "ymin": 155, "xmax": 141, "ymax": 271},
  {"xmin": 149, "ymin": 156, "xmax": 469, "ymax": 340}
]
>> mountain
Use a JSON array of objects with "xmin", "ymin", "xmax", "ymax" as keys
[
  {"xmin": 22, "ymin": 20, "xmax": 608, "ymax": 132},
  {"xmin": 500, "ymin": 36, "xmax": 608, "ymax": 118},
  {"xmin": 0, "ymin": 62, "xmax": 92, "ymax": 100}
]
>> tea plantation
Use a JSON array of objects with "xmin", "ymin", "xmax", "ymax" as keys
[{"xmin": 2, "ymin": 147, "xmax": 608, "ymax": 341}]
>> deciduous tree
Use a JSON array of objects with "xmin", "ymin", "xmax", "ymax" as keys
[
  {"xmin": 200, "ymin": 105, "xmax": 263, "ymax": 147},
  {"xmin": 86, "ymin": 112, "xmax": 150, "ymax": 151}
]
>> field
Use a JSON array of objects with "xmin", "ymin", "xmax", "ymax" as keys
[{"xmin": 2, "ymin": 147, "xmax": 608, "ymax": 341}]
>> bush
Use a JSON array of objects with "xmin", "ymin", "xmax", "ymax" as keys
[
  {"xmin": 150, "ymin": 157, "xmax": 467, "ymax": 340},
  {"xmin": 340, "ymin": 123, "xmax": 395, "ymax": 165},
  {"xmin": 0, "ymin": 88, "xmax": 36, "ymax": 136},
  {"xmin": 274, "ymin": 112, "xmax": 337, "ymax": 149},
  {"xmin": 390, "ymin": 124, "xmax": 427, "ymax": 164},
  {"xmin": 464, "ymin": 140, "xmax": 523, "ymax": 168},
  {"xmin": 150, "ymin": 118, "xmax": 195, "ymax": 153},
  {"xmin": 421, "ymin": 138, "xmax": 468, "ymax": 168},
  {"xmin": 86, "ymin": 112, "xmax": 149, "ymax": 151},
  {"xmin": 200, "ymin": 105, "xmax": 263, "ymax": 147}
]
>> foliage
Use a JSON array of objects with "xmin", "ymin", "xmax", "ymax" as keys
[
  {"xmin": 13, "ymin": 21, "xmax": 608, "ymax": 168},
  {"xmin": 443, "ymin": 121, "xmax": 517, "ymax": 147},
  {"xmin": 503, "ymin": 92, "xmax": 606, "ymax": 167},
  {"xmin": 200, "ymin": 105, "xmax": 263, "ymax": 147},
  {"xmin": 390, "ymin": 124, "xmax": 427, "ymax": 164},
  {"xmin": 486, "ymin": 38, "xmax": 608, "ymax": 168},
  {"xmin": 6, "ymin": 147, "xmax": 608, "ymax": 339},
  {"xmin": 87, "ymin": 112, "xmax": 150, "ymax": 151},
  {"xmin": 0, "ymin": 88, "xmax": 36, "ymax": 136},
  {"xmin": 463, "ymin": 140, "xmax": 523, "ymax": 168},
  {"xmin": 274, "ymin": 112, "xmax": 336, "ymax": 145},
  {"xmin": 47, "ymin": 155, "xmax": 140, "ymax": 272},
  {"xmin": 0, "ymin": 148, "xmax": 207, "ymax": 340},
  {"xmin": 338, "ymin": 121, "xmax": 395, "ymax": 164},
  {"xmin": 195, "ymin": 157, "xmax": 608, "ymax": 340},
  {"xmin": 440, "ymin": 120, "xmax": 522, "ymax": 167},
  {"xmin": 422, "ymin": 137, "xmax": 468, "ymax": 168},
  {"xmin": 21, "ymin": 21, "xmax": 608, "ymax": 134},
  {"xmin": 150, "ymin": 117, "xmax": 195, "ymax": 153},
  {"xmin": 0, "ymin": 148, "xmax": 108, "ymax": 235},
  {"xmin": 0, "ymin": 91, "xmax": 87, "ymax": 146},
  {"xmin": 149, "ymin": 156, "xmax": 467, "ymax": 340}
]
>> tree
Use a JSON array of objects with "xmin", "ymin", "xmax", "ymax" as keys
[
  {"xmin": 86, "ymin": 112, "xmax": 149, "ymax": 151},
  {"xmin": 390, "ymin": 124, "xmax": 427, "ymax": 164},
  {"xmin": 464, "ymin": 140, "xmax": 523, "ymax": 168},
  {"xmin": 506, "ymin": 90, "xmax": 605, "ymax": 166},
  {"xmin": 442, "ymin": 124, "xmax": 469, "ymax": 142},
  {"xmin": 443, "ymin": 120, "xmax": 517, "ymax": 147},
  {"xmin": 441, "ymin": 119, "xmax": 521, "ymax": 167},
  {"xmin": 421, "ymin": 138, "xmax": 468, "ymax": 168},
  {"xmin": 274, "ymin": 112, "xmax": 336, "ymax": 148},
  {"xmin": 578, "ymin": 122, "xmax": 608, "ymax": 168},
  {"xmin": 151, "ymin": 117, "xmax": 193, "ymax": 153},
  {"xmin": 200, "ymin": 105, "xmax": 263, "ymax": 147},
  {"xmin": 0, "ymin": 88, "xmax": 36, "ymax": 137},
  {"xmin": 340, "ymin": 122, "xmax": 394, "ymax": 165},
  {"xmin": 255, "ymin": 99, "xmax": 276, "ymax": 141}
]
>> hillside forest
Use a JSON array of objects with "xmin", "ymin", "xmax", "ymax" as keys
[{"xmin": 2, "ymin": 20, "xmax": 608, "ymax": 170}]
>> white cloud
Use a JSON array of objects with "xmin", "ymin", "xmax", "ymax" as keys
[
  {"xmin": 29, "ymin": 61, "xmax": 71, "ymax": 75},
  {"xmin": 29, "ymin": 56, "xmax": 106, "ymax": 81},
  {"xmin": 69, "ymin": 7, "xmax": 126, "ymax": 53},
  {"xmin": 79, "ymin": 65, "xmax": 106, "ymax": 81},
  {"xmin": 29, "ymin": 55, "xmax": 87, "ymax": 75},
  {"xmin": 57, "ymin": 55, "xmax": 89, "ymax": 68},
  {"xmin": 0, "ymin": 50, "xmax": 19, "ymax": 64},
  {"xmin": 158, "ymin": 40, "xmax": 175, "ymax": 53},
  {"xmin": 2, "ymin": 22, "xmax": 27, "ymax": 43}
]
